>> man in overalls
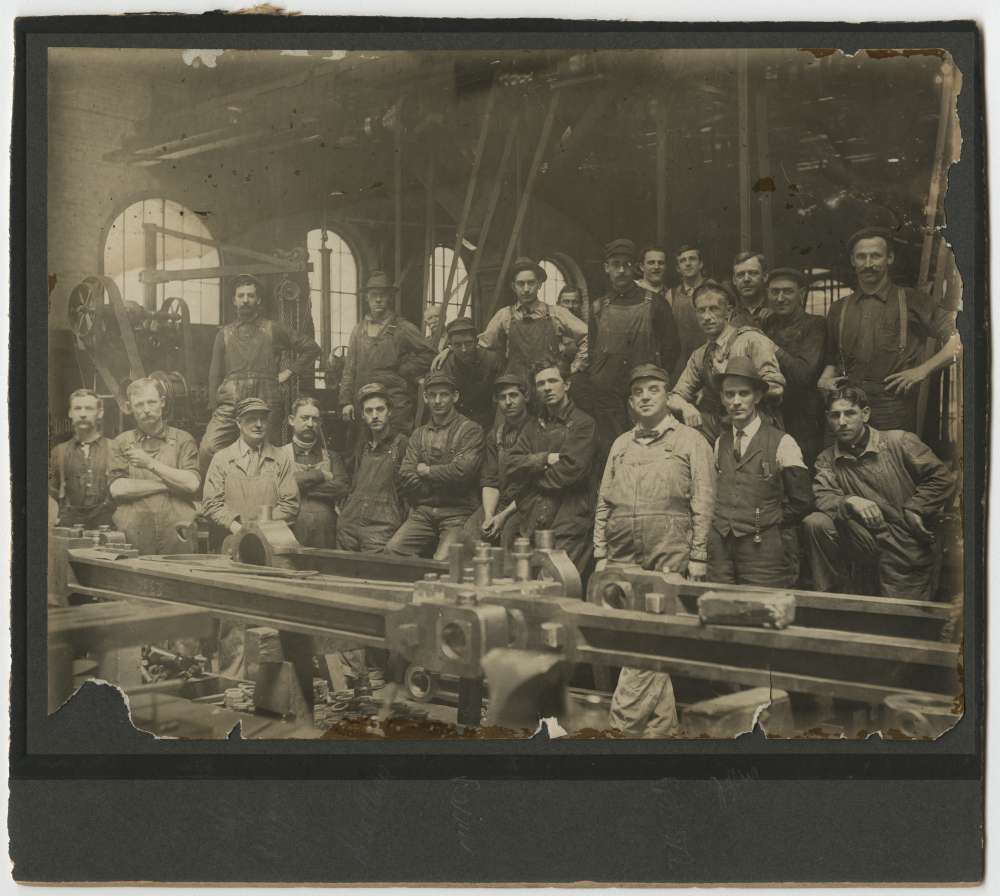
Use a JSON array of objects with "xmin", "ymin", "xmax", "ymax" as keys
[
  {"xmin": 199, "ymin": 274, "xmax": 321, "ymax": 476},
  {"xmin": 664, "ymin": 243, "xmax": 708, "ymax": 382},
  {"xmin": 478, "ymin": 257, "xmax": 589, "ymax": 381},
  {"xmin": 588, "ymin": 238, "xmax": 680, "ymax": 466},
  {"xmin": 594, "ymin": 364, "xmax": 716, "ymax": 737},
  {"xmin": 763, "ymin": 267, "xmax": 828, "ymax": 468},
  {"xmin": 387, "ymin": 371, "xmax": 485, "ymax": 560},
  {"xmin": 707, "ymin": 357, "xmax": 814, "ymax": 587},
  {"xmin": 668, "ymin": 280, "xmax": 785, "ymax": 445},
  {"xmin": 202, "ymin": 396, "xmax": 299, "ymax": 538},
  {"xmin": 816, "ymin": 227, "xmax": 960, "ymax": 433},
  {"xmin": 339, "ymin": 271, "xmax": 436, "ymax": 435},
  {"xmin": 49, "ymin": 388, "xmax": 115, "ymax": 528},
  {"xmin": 437, "ymin": 317, "xmax": 503, "ymax": 432},
  {"xmin": 460, "ymin": 372, "xmax": 532, "ymax": 553},
  {"xmin": 108, "ymin": 378, "xmax": 200, "ymax": 555},
  {"xmin": 281, "ymin": 396, "xmax": 349, "ymax": 549},
  {"xmin": 507, "ymin": 363, "xmax": 597, "ymax": 571},
  {"xmin": 337, "ymin": 383, "xmax": 410, "ymax": 553}
]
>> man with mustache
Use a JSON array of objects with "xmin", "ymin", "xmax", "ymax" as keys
[
  {"xmin": 199, "ymin": 274, "xmax": 321, "ymax": 475},
  {"xmin": 762, "ymin": 267, "xmax": 828, "ymax": 467},
  {"xmin": 588, "ymin": 238, "xmax": 680, "ymax": 465},
  {"xmin": 49, "ymin": 389, "xmax": 115, "ymax": 528},
  {"xmin": 664, "ymin": 243, "xmax": 708, "ymax": 381},
  {"xmin": 708, "ymin": 358, "xmax": 814, "ymax": 588},
  {"xmin": 803, "ymin": 386, "xmax": 954, "ymax": 600},
  {"xmin": 594, "ymin": 363, "xmax": 715, "ymax": 737},
  {"xmin": 281, "ymin": 396, "xmax": 349, "ymax": 550},
  {"xmin": 730, "ymin": 251, "xmax": 771, "ymax": 328},
  {"xmin": 816, "ymin": 227, "xmax": 961, "ymax": 432},
  {"xmin": 339, "ymin": 271, "xmax": 436, "ymax": 435},
  {"xmin": 507, "ymin": 362, "xmax": 597, "ymax": 570},
  {"xmin": 108, "ymin": 378, "xmax": 200, "ymax": 555}
]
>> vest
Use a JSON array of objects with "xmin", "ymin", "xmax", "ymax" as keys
[{"xmin": 713, "ymin": 421, "xmax": 785, "ymax": 537}]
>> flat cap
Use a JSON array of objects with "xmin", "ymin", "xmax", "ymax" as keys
[
  {"xmin": 847, "ymin": 226, "xmax": 895, "ymax": 253},
  {"xmin": 510, "ymin": 257, "xmax": 546, "ymax": 283},
  {"xmin": 362, "ymin": 270, "xmax": 398, "ymax": 292},
  {"xmin": 493, "ymin": 372, "xmax": 529, "ymax": 394},
  {"xmin": 356, "ymin": 382, "xmax": 392, "ymax": 405},
  {"xmin": 235, "ymin": 396, "xmax": 271, "ymax": 418},
  {"xmin": 720, "ymin": 356, "xmax": 768, "ymax": 389},
  {"xmin": 445, "ymin": 317, "xmax": 477, "ymax": 337},
  {"xmin": 423, "ymin": 370, "xmax": 457, "ymax": 391},
  {"xmin": 604, "ymin": 238, "xmax": 637, "ymax": 261},
  {"xmin": 766, "ymin": 267, "xmax": 807, "ymax": 287},
  {"xmin": 628, "ymin": 363, "xmax": 671, "ymax": 388}
]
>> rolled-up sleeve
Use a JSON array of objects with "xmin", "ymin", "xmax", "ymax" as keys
[
  {"xmin": 744, "ymin": 334, "xmax": 785, "ymax": 400},
  {"xmin": 478, "ymin": 307, "xmax": 510, "ymax": 354}
]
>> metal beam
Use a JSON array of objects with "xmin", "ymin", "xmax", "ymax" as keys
[
  {"xmin": 736, "ymin": 49, "xmax": 752, "ymax": 252},
  {"xmin": 140, "ymin": 262, "xmax": 308, "ymax": 285}
]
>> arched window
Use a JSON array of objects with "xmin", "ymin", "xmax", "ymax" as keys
[
  {"xmin": 307, "ymin": 227, "xmax": 359, "ymax": 387},
  {"xmin": 805, "ymin": 269, "xmax": 853, "ymax": 317},
  {"xmin": 425, "ymin": 246, "xmax": 469, "ymax": 324},
  {"xmin": 102, "ymin": 198, "xmax": 221, "ymax": 324},
  {"xmin": 538, "ymin": 258, "xmax": 569, "ymax": 306}
]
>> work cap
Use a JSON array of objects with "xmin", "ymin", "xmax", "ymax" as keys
[
  {"xmin": 510, "ymin": 257, "xmax": 546, "ymax": 282},
  {"xmin": 604, "ymin": 238, "xmax": 637, "ymax": 261},
  {"xmin": 628, "ymin": 363, "xmax": 671, "ymax": 389},
  {"xmin": 720, "ymin": 356, "xmax": 768, "ymax": 389},
  {"xmin": 423, "ymin": 370, "xmax": 457, "ymax": 391},
  {"xmin": 493, "ymin": 372, "xmax": 529, "ymax": 395},
  {"xmin": 847, "ymin": 226, "xmax": 895, "ymax": 253},
  {"xmin": 235, "ymin": 397, "xmax": 271, "ymax": 418},
  {"xmin": 766, "ymin": 267, "xmax": 807, "ymax": 288},
  {"xmin": 446, "ymin": 317, "xmax": 477, "ymax": 337},
  {"xmin": 356, "ymin": 382, "xmax": 391, "ymax": 405},
  {"xmin": 362, "ymin": 270, "xmax": 398, "ymax": 292}
]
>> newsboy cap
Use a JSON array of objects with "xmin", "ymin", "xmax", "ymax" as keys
[
  {"xmin": 493, "ymin": 372, "xmax": 529, "ymax": 395},
  {"xmin": 423, "ymin": 370, "xmax": 458, "ymax": 391},
  {"xmin": 355, "ymin": 382, "xmax": 392, "ymax": 405},
  {"xmin": 847, "ymin": 226, "xmax": 895, "ymax": 253},
  {"xmin": 509, "ymin": 257, "xmax": 546, "ymax": 282},
  {"xmin": 235, "ymin": 397, "xmax": 271, "ymax": 418},
  {"xmin": 604, "ymin": 238, "xmax": 637, "ymax": 261},
  {"xmin": 362, "ymin": 270, "xmax": 398, "ymax": 292},
  {"xmin": 628, "ymin": 364, "xmax": 671, "ymax": 389},
  {"xmin": 445, "ymin": 317, "xmax": 477, "ymax": 337},
  {"xmin": 766, "ymin": 267, "xmax": 808, "ymax": 288}
]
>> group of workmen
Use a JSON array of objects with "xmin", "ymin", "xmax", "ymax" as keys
[{"xmin": 50, "ymin": 225, "xmax": 961, "ymax": 736}]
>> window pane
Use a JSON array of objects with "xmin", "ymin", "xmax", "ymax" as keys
[
  {"xmin": 538, "ymin": 258, "xmax": 568, "ymax": 306},
  {"xmin": 103, "ymin": 198, "xmax": 220, "ymax": 325},
  {"xmin": 307, "ymin": 227, "xmax": 359, "ymax": 388},
  {"xmin": 426, "ymin": 246, "xmax": 468, "ymax": 323}
]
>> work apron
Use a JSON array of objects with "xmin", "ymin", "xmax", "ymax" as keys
[
  {"xmin": 112, "ymin": 439, "xmax": 196, "ymax": 556},
  {"xmin": 338, "ymin": 440, "xmax": 406, "ymax": 552},
  {"xmin": 281, "ymin": 444, "xmax": 338, "ymax": 549},
  {"xmin": 506, "ymin": 311, "xmax": 561, "ymax": 381}
]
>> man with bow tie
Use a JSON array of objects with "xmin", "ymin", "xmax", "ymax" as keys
[
  {"xmin": 707, "ymin": 357, "xmax": 814, "ymax": 587},
  {"xmin": 593, "ymin": 363, "xmax": 715, "ymax": 737}
]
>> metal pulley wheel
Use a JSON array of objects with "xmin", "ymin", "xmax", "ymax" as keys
[
  {"xmin": 151, "ymin": 296, "xmax": 196, "ymax": 390},
  {"xmin": 67, "ymin": 276, "xmax": 108, "ymax": 354},
  {"xmin": 275, "ymin": 276, "xmax": 301, "ymax": 304}
]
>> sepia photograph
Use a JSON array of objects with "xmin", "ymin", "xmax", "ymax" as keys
[{"xmin": 42, "ymin": 40, "xmax": 969, "ymax": 744}]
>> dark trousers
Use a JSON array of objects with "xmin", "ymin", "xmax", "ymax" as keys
[
  {"xmin": 707, "ymin": 525, "xmax": 798, "ymax": 588},
  {"xmin": 385, "ymin": 505, "xmax": 472, "ymax": 561}
]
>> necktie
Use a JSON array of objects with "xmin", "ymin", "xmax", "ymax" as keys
[{"xmin": 733, "ymin": 428, "xmax": 744, "ymax": 460}]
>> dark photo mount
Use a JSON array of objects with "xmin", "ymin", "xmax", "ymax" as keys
[{"xmin": 9, "ymin": 17, "xmax": 986, "ymax": 885}]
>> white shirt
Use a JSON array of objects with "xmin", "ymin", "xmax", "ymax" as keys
[{"xmin": 715, "ymin": 415, "xmax": 807, "ymax": 470}]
